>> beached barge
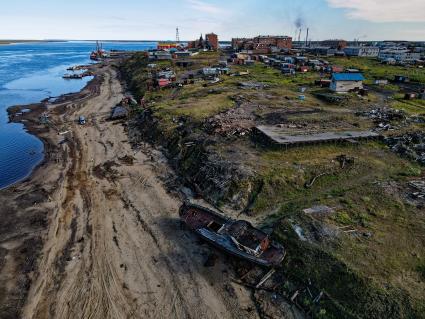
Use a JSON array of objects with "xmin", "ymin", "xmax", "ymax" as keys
[{"xmin": 179, "ymin": 202, "xmax": 285, "ymax": 267}]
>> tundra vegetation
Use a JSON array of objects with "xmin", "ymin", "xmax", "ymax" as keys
[{"xmin": 122, "ymin": 51, "xmax": 425, "ymax": 318}]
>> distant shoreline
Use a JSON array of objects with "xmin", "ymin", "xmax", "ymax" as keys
[
  {"xmin": 0, "ymin": 40, "xmax": 160, "ymax": 46},
  {"xmin": 0, "ymin": 40, "xmax": 59, "ymax": 45},
  {"xmin": 0, "ymin": 39, "xmax": 232, "ymax": 45}
]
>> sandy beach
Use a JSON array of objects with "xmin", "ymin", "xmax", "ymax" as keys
[{"xmin": 0, "ymin": 60, "xmax": 261, "ymax": 319}]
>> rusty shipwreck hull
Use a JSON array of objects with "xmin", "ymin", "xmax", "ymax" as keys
[{"xmin": 179, "ymin": 203, "xmax": 285, "ymax": 267}]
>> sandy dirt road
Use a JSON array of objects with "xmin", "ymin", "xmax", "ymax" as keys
[{"xmin": 21, "ymin": 64, "xmax": 260, "ymax": 319}]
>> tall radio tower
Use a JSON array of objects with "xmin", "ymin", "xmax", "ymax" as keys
[{"xmin": 176, "ymin": 27, "xmax": 180, "ymax": 44}]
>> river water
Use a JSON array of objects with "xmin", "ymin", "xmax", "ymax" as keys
[{"xmin": 0, "ymin": 41, "xmax": 156, "ymax": 189}]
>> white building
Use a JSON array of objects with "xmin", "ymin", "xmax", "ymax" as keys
[
  {"xmin": 344, "ymin": 46, "xmax": 380, "ymax": 57},
  {"xmin": 330, "ymin": 73, "xmax": 365, "ymax": 93},
  {"xmin": 202, "ymin": 67, "xmax": 220, "ymax": 76},
  {"xmin": 378, "ymin": 49, "xmax": 421, "ymax": 62}
]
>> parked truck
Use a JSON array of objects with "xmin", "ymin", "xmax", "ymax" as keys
[{"xmin": 79, "ymin": 116, "xmax": 86, "ymax": 125}]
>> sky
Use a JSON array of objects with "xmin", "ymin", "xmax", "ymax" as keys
[{"xmin": 0, "ymin": 0, "xmax": 424, "ymax": 41}]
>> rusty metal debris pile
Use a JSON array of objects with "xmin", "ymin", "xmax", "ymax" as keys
[
  {"xmin": 409, "ymin": 180, "xmax": 425, "ymax": 200},
  {"xmin": 204, "ymin": 105, "xmax": 255, "ymax": 137},
  {"xmin": 356, "ymin": 107, "xmax": 407, "ymax": 131},
  {"xmin": 385, "ymin": 132, "xmax": 425, "ymax": 165}
]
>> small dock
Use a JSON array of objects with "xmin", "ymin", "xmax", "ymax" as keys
[{"xmin": 254, "ymin": 125, "xmax": 380, "ymax": 148}]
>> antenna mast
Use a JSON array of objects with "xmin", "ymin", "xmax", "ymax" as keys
[{"xmin": 176, "ymin": 27, "xmax": 180, "ymax": 44}]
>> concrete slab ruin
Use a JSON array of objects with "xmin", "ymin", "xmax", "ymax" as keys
[
  {"xmin": 303, "ymin": 205, "xmax": 335, "ymax": 215},
  {"xmin": 254, "ymin": 125, "xmax": 380, "ymax": 148}
]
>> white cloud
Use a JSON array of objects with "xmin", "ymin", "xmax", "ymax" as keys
[
  {"xmin": 186, "ymin": 0, "xmax": 223, "ymax": 14},
  {"xmin": 327, "ymin": 0, "xmax": 425, "ymax": 22}
]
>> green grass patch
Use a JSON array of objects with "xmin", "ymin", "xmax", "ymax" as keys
[
  {"xmin": 327, "ymin": 57, "xmax": 425, "ymax": 84},
  {"xmin": 155, "ymin": 92, "xmax": 235, "ymax": 121},
  {"xmin": 231, "ymin": 62, "xmax": 321, "ymax": 88},
  {"xmin": 245, "ymin": 140, "xmax": 425, "ymax": 318},
  {"xmin": 391, "ymin": 98, "xmax": 425, "ymax": 115}
]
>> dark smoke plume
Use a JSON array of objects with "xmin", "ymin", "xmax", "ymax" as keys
[{"xmin": 295, "ymin": 16, "xmax": 304, "ymax": 29}]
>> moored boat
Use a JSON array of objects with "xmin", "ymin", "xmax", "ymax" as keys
[
  {"xmin": 90, "ymin": 41, "xmax": 107, "ymax": 61},
  {"xmin": 179, "ymin": 202, "xmax": 285, "ymax": 267},
  {"xmin": 62, "ymin": 73, "xmax": 83, "ymax": 79}
]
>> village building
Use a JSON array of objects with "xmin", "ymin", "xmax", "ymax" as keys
[
  {"xmin": 202, "ymin": 67, "xmax": 230, "ymax": 76},
  {"xmin": 308, "ymin": 59, "xmax": 325, "ymax": 71},
  {"xmin": 188, "ymin": 33, "xmax": 219, "ymax": 51},
  {"xmin": 205, "ymin": 33, "xmax": 219, "ymax": 50},
  {"xmin": 282, "ymin": 56, "xmax": 295, "ymax": 64},
  {"xmin": 157, "ymin": 42, "xmax": 177, "ymax": 50},
  {"xmin": 330, "ymin": 73, "xmax": 365, "ymax": 92},
  {"xmin": 309, "ymin": 47, "xmax": 336, "ymax": 56},
  {"xmin": 231, "ymin": 38, "xmax": 249, "ymax": 50},
  {"xmin": 175, "ymin": 60, "xmax": 194, "ymax": 68},
  {"xmin": 294, "ymin": 56, "xmax": 308, "ymax": 64},
  {"xmin": 344, "ymin": 46, "xmax": 380, "ymax": 57},
  {"xmin": 282, "ymin": 68, "xmax": 296, "ymax": 75},
  {"xmin": 157, "ymin": 70, "xmax": 175, "ymax": 79},
  {"xmin": 329, "ymin": 65, "xmax": 344, "ymax": 73},
  {"xmin": 379, "ymin": 49, "xmax": 421, "ymax": 63},
  {"xmin": 321, "ymin": 39, "xmax": 347, "ymax": 50},
  {"xmin": 232, "ymin": 35, "xmax": 292, "ymax": 53},
  {"xmin": 152, "ymin": 69, "xmax": 176, "ymax": 88},
  {"xmin": 298, "ymin": 65, "xmax": 310, "ymax": 73},
  {"xmin": 157, "ymin": 78, "xmax": 171, "ymax": 88},
  {"xmin": 202, "ymin": 67, "xmax": 220, "ymax": 76},
  {"xmin": 255, "ymin": 36, "xmax": 292, "ymax": 49},
  {"xmin": 150, "ymin": 51, "xmax": 172, "ymax": 61},
  {"xmin": 394, "ymin": 75, "xmax": 410, "ymax": 83},
  {"xmin": 174, "ymin": 51, "xmax": 191, "ymax": 59},
  {"xmin": 374, "ymin": 79, "xmax": 389, "ymax": 86},
  {"xmin": 346, "ymin": 68, "xmax": 360, "ymax": 73}
]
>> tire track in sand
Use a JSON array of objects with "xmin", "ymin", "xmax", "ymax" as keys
[{"xmin": 23, "ymin": 63, "xmax": 259, "ymax": 319}]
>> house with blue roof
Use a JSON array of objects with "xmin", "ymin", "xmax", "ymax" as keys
[{"xmin": 330, "ymin": 73, "xmax": 365, "ymax": 92}]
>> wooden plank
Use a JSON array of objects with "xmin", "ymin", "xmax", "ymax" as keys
[{"xmin": 255, "ymin": 268, "xmax": 276, "ymax": 289}]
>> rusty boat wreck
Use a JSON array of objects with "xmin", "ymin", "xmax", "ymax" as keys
[{"xmin": 179, "ymin": 202, "xmax": 286, "ymax": 267}]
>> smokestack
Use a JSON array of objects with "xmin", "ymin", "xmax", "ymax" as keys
[
  {"xmin": 305, "ymin": 28, "xmax": 309, "ymax": 47},
  {"xmin": 298, "ymin": 28, "xmax": 302, "ymax": 43}
]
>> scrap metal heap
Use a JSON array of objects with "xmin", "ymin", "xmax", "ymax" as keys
[{"xmin": 385, "ymin": 132, "xmax": 425, "ymax": 165}]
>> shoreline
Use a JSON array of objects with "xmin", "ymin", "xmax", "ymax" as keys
[
  {"xmin": 0, "ymin": 61, "xmax": 105, "ymax": 317},
  {"xmin": 4, "ymin": 65, "xmax": 101, "ymax": 190},
  {"xmin": 1, "ymin": 54, "xmax": 261, "ymax": 319},
  {"xmin": 0, "ymin": 40, "xmax": 54, "ymax": 45}
]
